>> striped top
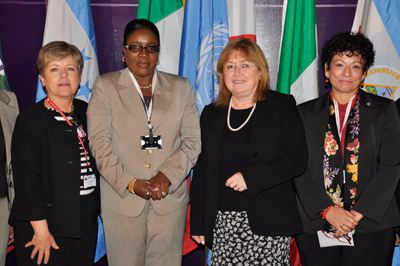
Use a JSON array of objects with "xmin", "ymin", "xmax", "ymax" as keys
[{"xmin": 48, "ymin": 108, "xmax": 96, "ymax": 196}]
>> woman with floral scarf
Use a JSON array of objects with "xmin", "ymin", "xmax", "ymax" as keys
[{"xmin": 295, "ymin": 31, "xmax": 400, "ymax": 266}]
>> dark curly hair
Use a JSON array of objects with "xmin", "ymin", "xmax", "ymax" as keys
[{"xmin": 321, "ymin": 31, "xmax": 375, "ymax": 74}]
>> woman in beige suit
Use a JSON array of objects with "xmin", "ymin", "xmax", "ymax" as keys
[{"xmin": 87, "ymin": 19, "xmax": 201, "ymax": 266}]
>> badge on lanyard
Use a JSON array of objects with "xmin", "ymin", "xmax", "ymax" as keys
[
  {"xmin": 141, "ymin": 123, "xmax": 162, "ymax": 150},
  {"xmin": 83, "ymin": 174, "xmax": 96, "ymax": 189}
]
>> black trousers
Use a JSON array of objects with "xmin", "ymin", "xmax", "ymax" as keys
[
  {"xmin": 295, "ymin": 228, "xmax": 396, "ymax": 266},
  {"xmin": 14, "ymin": 212, "xmax": 98, "ymax": 266}
]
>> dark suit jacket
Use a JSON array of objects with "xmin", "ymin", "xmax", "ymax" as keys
[
  {"xmin": 9, "ymin": 99, "xmax": 100, "ymax": 238},
  {"xmin": 295, "ymin": 89, "xmax": 400, "ymax": 234},
  {"xmin": 190, "ymin": 90, "xmax": 308, "ymax": 247}
]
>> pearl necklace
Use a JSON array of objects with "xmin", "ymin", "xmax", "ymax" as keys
[
  {"xmin": 227, "ymin": 97, "xmax": 257, "ymax": 131},
  {"xmin": 139, "ymin": 84, "xmax": 152, "ymax": 89}
]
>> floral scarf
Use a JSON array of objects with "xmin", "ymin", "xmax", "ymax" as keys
[{"xmin": 323, "ymin": 94, "xmax": 360, "ymax": 211}]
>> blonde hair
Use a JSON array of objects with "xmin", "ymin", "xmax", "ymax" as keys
[
  {"xmin": 214, "ymin": 38, "xmax": 270, "ymax": 106},
  {"xmin": 37, "ymin": 41, "xmax": 83, "ymax": 77}
]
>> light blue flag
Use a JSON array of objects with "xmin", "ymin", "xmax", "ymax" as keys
[
  {"xmin": 352, "ymin": 0, "xmax": 400, "ymax": 100},
  {"xmin": 179, "ymin": 0, "xmax": 230, "ymax": 113},
  {"xmin": 179, "ymin": 1, "xmax": 229, "ymax": 264},
  {"xmin": 35, "ymin": 0, "xmax": 105, "ymax": 262},
  {"xmin": 36, "ymin": 0, "xmax": 99, "ymax": 103}
]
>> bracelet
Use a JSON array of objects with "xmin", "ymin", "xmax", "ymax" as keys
[
  {"xmin": 128, "ymin": 179, "xmax": 137, "ymax": 194},
  {"xmin": 320, "ymin": 206, "xmax": 332, "ymax": 220}
]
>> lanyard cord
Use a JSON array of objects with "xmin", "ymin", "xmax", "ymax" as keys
[{"xmin": 46, "ymin": 97, "xmax": 90, "ymax": 168}]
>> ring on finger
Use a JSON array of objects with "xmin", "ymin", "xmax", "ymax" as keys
[
  {"xmin": 341, "ymin": 224, "xmax": 344, "ymax": 228},
  {"xmin": 161, "ymin": 191, "xmax": 166, "ymax": 196},
  {"xmin": 146, "ymin": 190, "xmax": 151, "ymax": 196}
]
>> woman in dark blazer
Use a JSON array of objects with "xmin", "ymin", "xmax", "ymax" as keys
[
  {"xmin": 190, "ymin": 38, "xmax": 307, "ymax": 265},
  {"xmin": 295, "ymin": 32, "xmax": 400, "ymax": 266},
  {"xmin": 9, "ymin": 41, "xmax": 100, "ymax": 266}
]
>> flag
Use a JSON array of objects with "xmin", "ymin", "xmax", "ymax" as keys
[
  {"xmin": 227, "ymin": 0, "xmax": 256, "ymax": 42},
  {"xmin": 179, "ymin": 0, "xmax": 230, "ymax": 112},
  {"xmin": 179, "ymin": 0, "xmax": 229, "ymax": 260},
  {"xmin": 351, "ymin": 0, "xmax": 400, "ymax": 100},
  {"xmin": 137, "ymin": 0, "xmax": 184, "ymax": 75},
  {"xmin": 35, "ymin": 0, "xmax": 100, "ymax": 103},
  {"xmin": 0, "ymin": 31, "xmax": 10, "ymax": 92},
  {"xmin": 276, "ymin": 0, "xmax": 319, "ymax": 104},
  {"xmin": 36, "ymin": 0, "xmax": 105, "ymax": 262}
]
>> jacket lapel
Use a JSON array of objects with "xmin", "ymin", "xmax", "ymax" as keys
[
  {"xmin": 308, "ymin": 93, "xmax": 331, "ymax": 188},
  {"xmin": 0, "ymin": 92, "xmax": 15, "ymax": 148},
  {"xmin": 151, "ymin": 71, "xmax": 172, "ymax": 129},
  {"xmin": 206, "ymin": 105, "xmax": 226, "ymax": 164},
  {"xmin": 358, "ymin": 89, "xmax": 378, "ymax": 191},
  {"xmin": 117, "ymin": 68, "xmax": 151, "ymax": 128}
]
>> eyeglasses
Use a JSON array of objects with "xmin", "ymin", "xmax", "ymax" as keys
[
  {"xmin": 223, "ymin": 64, "xmax": 257, "ymax": 73},
  {"xmin": 125, "ymin": 45, "xmax": 160, "ymax": 53},
  {"xmin": 69, "ymin": 112, "xmax": 87, "ymax": 139},
  {"xmin": 322, "ymin": 229, "xmax": 352, "ymax": 245}
]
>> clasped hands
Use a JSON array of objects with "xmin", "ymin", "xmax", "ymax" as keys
[
  {"xmin": 133, "ymin": 171, "xmax": 171, "ymax": 200},
  {"xmin": 326, "ymin": 207, "xmax": 363, "ymax": 238}
]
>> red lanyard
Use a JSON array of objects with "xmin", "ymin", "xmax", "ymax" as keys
[{"xmin": 46, "ymin": 97, "xmax": 90, "ymax": 168}]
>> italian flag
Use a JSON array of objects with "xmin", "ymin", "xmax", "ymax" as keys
[
  {"xmin": 276, "ymin": 0, "xmax": 319, "ymax": 104},
  {"xmin": 137, "ymin": 0, "xmax": 184, "ymax": 75}
]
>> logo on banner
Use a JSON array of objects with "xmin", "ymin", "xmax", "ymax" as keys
[
  {"xmin": 195, "ymin": 23, "xmax": 229, "ymax": 110},
  {"xmin": 364, "ymin": 65, "xmax": 400, "ymax": 99}
]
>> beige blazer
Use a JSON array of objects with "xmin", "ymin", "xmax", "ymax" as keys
[
  {"xmin": 0, "ymin": 90, "xmax": 19, "ymax": 208},
  {"xmin": 87, "ymin": 69, "xmax": 201, "ymax": 217}
]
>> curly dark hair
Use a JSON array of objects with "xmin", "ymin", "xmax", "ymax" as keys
[{"xmin": 321, "ymin": 31, "xmax": 375, "ymax": 74}]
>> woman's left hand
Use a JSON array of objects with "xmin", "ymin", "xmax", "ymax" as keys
[
  {"xmin": 350, "ymin": 210, "xmax": 363, "ymax": 222},
  {"xmin": 226, "ymin": 172, "xmax": 247, "ymax": 192},
  {"xmin": 149, "ymin": 171, "xmax": 171, "ymax": 200}
]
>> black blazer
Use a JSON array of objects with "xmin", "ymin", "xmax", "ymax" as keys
[
  {"xmin": 190, "ymin": 90, "xmax": 308, "ymax": 247},
  {"xmin": 9, "ymin": 99, "xmax": 100, "ymax": 238},
  {"xmin": 295, "ymin": 89, "xmax": 400, "ymax": 234}
]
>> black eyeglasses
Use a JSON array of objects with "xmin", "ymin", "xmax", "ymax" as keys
[{"xmin": 125, "ymin": 45, "xmax": 160, "ymax": 53}]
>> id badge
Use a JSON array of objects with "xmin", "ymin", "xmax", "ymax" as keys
[
  {"xmin": 141, "ymin": 135, "xmax": 162, "ymax": 150},
  {"xmin": 83, "ymin": 174, "xmax": 96, "ymax": 188}
]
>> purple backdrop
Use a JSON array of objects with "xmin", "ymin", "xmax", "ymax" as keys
[{"xmin": 0, "ymin": 0, "xmax": 357, "ymax": 265}]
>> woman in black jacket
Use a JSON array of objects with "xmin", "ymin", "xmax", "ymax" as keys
[
  {"xmin": 190, "ymin": 38, "xmax": 307, "ymax": 265},
  {"xmin": 9, "ymin": 41, "xmax": 100, "ymax": 266}
]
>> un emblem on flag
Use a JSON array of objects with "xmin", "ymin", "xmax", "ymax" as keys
[
  {"xmin": 195, "ymin": 23, "xmax": 229, "ymax": 110},
  {"xmin": 364, "ymin": 65, "xmax": 400, "ymax": 99}
]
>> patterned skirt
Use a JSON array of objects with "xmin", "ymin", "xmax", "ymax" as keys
[{"xmin": 211, "ymin": 210, "xmax": 291, "ymax": 266}]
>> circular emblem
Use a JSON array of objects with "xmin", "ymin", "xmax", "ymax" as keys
[{"xmin": 364, "ymin": 65, "xmax": 400, "ymax": 99}]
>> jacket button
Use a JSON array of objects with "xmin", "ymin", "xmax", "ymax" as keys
[
  {"xmin": 146, "ymin": 164, "xmax": 151, "ymax": 169},
  {"xmin": 252, "ymin": 151, "xmax": 257, "ymax": 157}
]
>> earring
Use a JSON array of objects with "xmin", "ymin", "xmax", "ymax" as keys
[
  {"xmin": 122, "ymin": 57, "xmax": 126, "ymax": 62},
  {"xmin": 157, "ymin": 58, "xmax": 160, "ymax": 65},
  {"xmin": 325, "ymin": 78, "xmax": 329, "ymax": 89},
  {"xmin": 360, "ymin": 81, "xmax": 364, "ymax": 89}
]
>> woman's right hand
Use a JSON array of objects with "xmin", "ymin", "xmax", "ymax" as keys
[
  {"xmin": 192, "ymin": 235, "xmax": 205, "ymax": 245},
  {"xmin": 133, "ymin": 179, "xmax": 159, "ymax": 200},
  {"xmin": 325, "ymin": 207, "xmax": 358, "ymax": 236},
  {"xmin": 26, "ymin": 220, "xmax": 59, "ymax": 265}
]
